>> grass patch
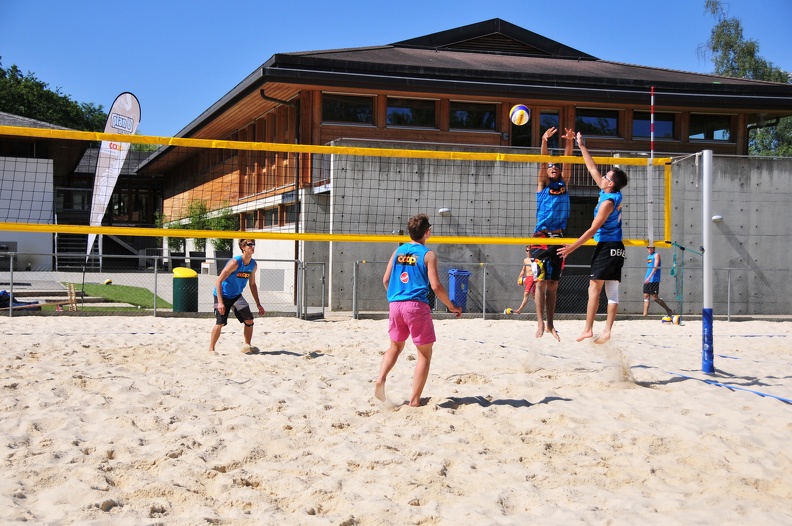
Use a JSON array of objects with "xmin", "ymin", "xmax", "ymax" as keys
[{"xmin": 65, "ymin": 282, "xmax": 173, "ymax": 309}]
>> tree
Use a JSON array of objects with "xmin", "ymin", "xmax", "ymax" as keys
[
  {"xmin": 703, "ymin": 0, "xmax": 792, "ymax": 156},
  {"xmin": 185, "ymin": 199, "xmax": 210, "ymax": 251},
  {"xmin": 208, "ymin": 204, "xmax": 239, "ymax": 252},
  {"xmin": 0, "ymin": 59, "xmax": 107, "ymax": 131}
]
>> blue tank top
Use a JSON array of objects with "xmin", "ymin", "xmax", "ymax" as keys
[
  {"xmin": 645, "ymin": 252, "xmax": 661, "ymax": 283},
  {"xmin": 215, "ymin": 255, "xmax": 256, "ymax": 297},
  {"xmin": 535, "ymin": 180, "xmax": 570, "ymax": 232},
  {"xmin": 594, "ymin": 190, "xmax": 623, "ymax": 243},
  {"xmin": 387, "ymin": 243, "xmax": 430, "ymax": 304}
]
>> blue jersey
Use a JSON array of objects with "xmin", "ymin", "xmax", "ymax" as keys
[
  {"xmin": 594, "ymin": 190, "xmax": 623, "ymax": 243},
  {"xmin": 645, "ymin": 252, "xmax": 661, "ymax": 283},
  {"xmin": 387, "ymin": 243, "xmax": 430, "ymax": 304},
  {"xmin": 215, "ymin": 255, "xmax": 256, "ymax": 298},
  {"xmin": 535, "ymin": 180, "xmax": 570, "ymax": 232}
]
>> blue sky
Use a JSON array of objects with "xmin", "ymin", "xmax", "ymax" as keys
[{"xmin": 2, "ymin": 0, "xmax": 790, "ymax": 137}]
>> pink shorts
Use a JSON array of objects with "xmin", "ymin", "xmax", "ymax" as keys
[{"xmin": 388, "ymin": 301, "xmax": 436, "ymax": 346}]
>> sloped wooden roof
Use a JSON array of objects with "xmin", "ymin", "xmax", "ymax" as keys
[{"xmin": 170, "ymin": 18, "xmax": 792, "ymax": 142}]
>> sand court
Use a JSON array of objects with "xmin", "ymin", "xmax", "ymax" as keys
[{"xmin": 1, "ymin": 316, "xmax": 790, "ymax": 524}]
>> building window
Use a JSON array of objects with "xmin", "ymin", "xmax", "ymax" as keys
[
  {"xmin": 689, "ymin": 114, "xmax": 732, "ymax": 141},
  {"xmin": 284, "ymin": 203, "xmax": 298, "ymax": 224},
  {"xmin": 264, "ymin": 207, "xmax": 280, "ymax": 227},
  {"xmin": 633, "ymin": 112, "xmax": 676, "ymax": 139},
  {"xmin": 539, "ymin": 111, "xmax": 559, "ymax": 149},
  {"xmin": 387, "ymin": 98, "xmax": 436, "ymax": 128},
  {"xmin": 450, "ymin": 101, "xmax": 496, "ymax": 130},
  {"xmin": 243, "ymin": 211, "xmax": 256, "ymax": 230},
  {"xmin": 575, "ymin": 108, "xmax": 619, "ymax": 137},
  {"xmin": 322, "ymin": 94, "xmax": 374, "ymax": 124}
]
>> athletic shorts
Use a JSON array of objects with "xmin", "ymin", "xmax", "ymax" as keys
[
  {"xmin": 388, "ymin": 300, "xmax": 436, "ymax": 346},
  {"xmin": 214, "ymin": 294, "xmax": 254, "ymax": 325},
  {"xmin": 643, "ymin": 282, "xmax": 660, "ymax": 295},
  {"xmin": 589, "ymin": 241, "xmax": 626, "ymax": 281},
  {"xmin": 530, "ymin": 245, "xmax": 563, "ymax": 282}
]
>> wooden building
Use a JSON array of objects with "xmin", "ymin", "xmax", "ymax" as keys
[
  {"xmin": 136, "ymin": 19, "xmax": 792, "ymax": 312},
  {"xmin": 140, "ymin": 18, "xmax": 792, "ymax": 226}
]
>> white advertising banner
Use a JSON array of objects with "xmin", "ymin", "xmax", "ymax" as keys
[{"xmin": 86, "ymin": 92, "xmax": 141, "ymax": 255}]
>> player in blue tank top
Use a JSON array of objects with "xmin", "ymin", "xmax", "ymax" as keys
[
  {"xmin": 209, "ymin": 238, "xmax": 266, "ymax": 354},
  {"xmin": 558, "ymin": 132, "xmax": 629, "ymax": 344},
  {"xmin": 643, "ymin": 246, "xmax": 673, "ymax": 317},
  {"xmin": 526, "ymin": 126, "xmax": 575, "ymax": 341},
  {"xmin": 375, "ymin": 214, "xmax": 461, "ymax": 407}
]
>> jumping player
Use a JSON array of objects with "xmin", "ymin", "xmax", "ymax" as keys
[
  {"xmin": 530, "ymin": 126, "xmax": 575, "ymax": 340},
  {"xmin": 558, "ymin": 132, "xmax": 629, "ymax": 343}
]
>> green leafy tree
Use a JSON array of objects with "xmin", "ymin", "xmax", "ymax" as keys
[
  {"xmin": 0, "ymin": 59, "xmax": 107, "ymax": 131},
  {"xmin": 185, "ymin": 199, "xmax": 210, "ymax": 251},
  {"xmin": 208, "ymin": 204, "xmax": 239, "ymax": 252},
  {"xmin": 703, "ymin": 0, "xmax": 792, "ymax": 156}
]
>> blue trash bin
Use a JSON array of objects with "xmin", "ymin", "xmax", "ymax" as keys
[{"xmin": 448, "ymin": 269, "xmax": 471, "ymax": 312}]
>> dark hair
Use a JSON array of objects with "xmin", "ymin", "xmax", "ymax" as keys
[
  {"xmin": 610, "ymin": 168, "xmax": 629, "ymax": 191},
  {"xmin": 407, "ymin": 214, "xmax": 432, "ymax": 241}
]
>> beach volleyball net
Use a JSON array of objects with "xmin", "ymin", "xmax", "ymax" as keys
[{"xmin": 0, "ymin": 126, "xmax": 672, "ymax": 246}]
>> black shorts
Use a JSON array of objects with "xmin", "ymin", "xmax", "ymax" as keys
[
  {"xmin": 530, "ymin": 232, "xmax": 563, "ymax": 281},
  {"xmin": 643, "ymin": 282, "xmax": 660, "ymax": 295},
  {"xmin": 213, "ymin": 294, "xmax": 254, "ymax": 325},
  {"xmin": 589, "ymin": 242, "xmax": 625, "ymax": 281}
]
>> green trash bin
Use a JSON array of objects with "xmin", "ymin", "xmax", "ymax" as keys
[{"xmin": 173, "ymin": 267, "xmax": 199, "ymax": 312}]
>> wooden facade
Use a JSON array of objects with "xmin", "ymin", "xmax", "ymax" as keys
[{"xmin": 139, "ymin": 19, "xmax": 792, "ymax": 229}]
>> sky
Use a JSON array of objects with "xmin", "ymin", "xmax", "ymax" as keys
[{"xmin": 2, "ymin": 0, "xmax": 791, "ymax": 137}]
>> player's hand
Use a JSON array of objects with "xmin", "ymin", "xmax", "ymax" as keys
[
  {"xmin": 542, "ymin": 126, "xmax": 557, "ymax": 141},
  {"xmin": 563, "ymin": 128, "xmax": 575, "ymax": 140},
  {"xmin": 557, "ymin": 245, "xmax": 570, "ymax": 258},
  {"xmin": 257, "ymin": 304, "xmax": 266, "ymax": 315},
  {"xmin": 450, "ymin": 305, "xmax": 463, "ymax": 318},
  {"xmin": 217, "ymin": 303, "xmax": 225, "ymax": 315}
]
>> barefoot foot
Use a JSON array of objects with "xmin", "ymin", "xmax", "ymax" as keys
[
  {"xmin": 593, "ymin": 332, "xmax": 611, "ymax": 344},
  {"xmin": 575, "ymin": 330, "xmax": 594, "ymax": 342},
  {"xmin": 374, "ymin": 381, "xmax": 386, "ymax": 402}
]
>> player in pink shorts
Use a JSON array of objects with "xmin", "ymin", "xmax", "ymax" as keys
[{"xmin": 375, "ymin": 214, "xmax": 462, "ymax": 407}]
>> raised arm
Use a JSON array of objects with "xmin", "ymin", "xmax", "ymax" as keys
[
  {"xmin": 576, "ymin": 131, "xmax": 602, "ymax": 185},
  {"xmin": 537, "ymin": 126, "xmax": 557, "ymax": 191},
  {"xmin": 560, "ymin": 128, "xmax": 574, "ymax": 182}
]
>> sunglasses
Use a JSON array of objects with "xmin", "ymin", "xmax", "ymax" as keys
[
  {"xmin": 244, "ymin": 242, "xmax": 256, "ymax": 247},
  {"xmin": 603, "ymin": 173, "xmax": 613, "ymax": 184}
]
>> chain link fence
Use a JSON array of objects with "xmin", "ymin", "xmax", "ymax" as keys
[
  {"xmin": 4, "ymin": 251, "xmax": 791, "ymax": 320},
  {"xmin": 350, "ymin": 259, "xmax": 792, "ymax": 320},
  {"xmin": 0, "ymin": 252, "xmax": 325, "ymax": 319}
]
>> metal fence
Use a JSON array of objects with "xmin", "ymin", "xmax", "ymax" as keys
[
  {"xmin": 4, "ymin": 251, "xmax": 790, "ymax": 320},
  {"xmin": 0, "ymin": 252, "xmax": 325, "ymax": 319},
  {"xmin": 351, "ymin": 260, "xmax": 792, "ymax": 320}
]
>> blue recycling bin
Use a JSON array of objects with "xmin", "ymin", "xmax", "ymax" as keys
[{"xmin": 448, "ymin": 269, "xmax": 471, "ymax": 312}]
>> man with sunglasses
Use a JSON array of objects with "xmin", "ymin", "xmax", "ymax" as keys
[
  {"xmin": 558, "ymin": 132, "xmax": 629, "ymax": 344},
  {"xmin": 527, "ymin": 126, "xmax": 575, "ymax": 340},
  {"xmin": 209, "ymin": 238, "xmax": 266, "ymax": 353}
]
